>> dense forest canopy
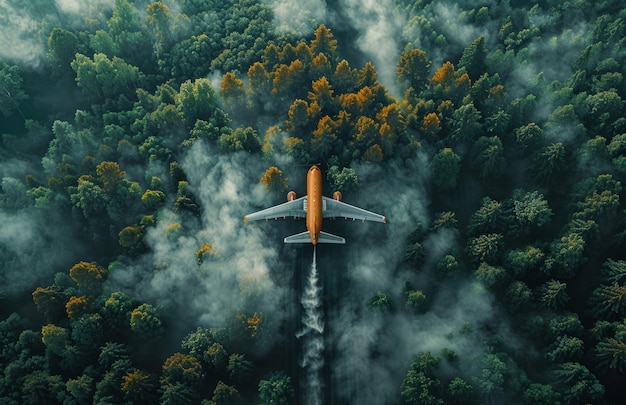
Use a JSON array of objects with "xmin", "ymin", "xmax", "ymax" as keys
[{"xmin": 1, "ymin": 0, "xmax": 626, "ymax": 403}]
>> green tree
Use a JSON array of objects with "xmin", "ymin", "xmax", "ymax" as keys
[
  {"xmin": 506, "ymin": 189, "xmax": 553, "ymax": 238},
  {"xmin": 206, "ymin": 342, "xmax": 228, "ymax": 369},
  {"xmin": 400, "ymin": 352, "xmax": 443, "ymax": 405},
  {"xmin": 228, "ymin": 353, "xmax": 253, "ymax": 384},
  {"xmin": 32, "ymin": 286, "xmax": 67, "ymax": 322},
  {"xmin": 66, "ymin": 374, "xmax": 94, "ymax": 403},
  {"xmin": 468, "ymin": 197, "xmax": 504, "ymax": 236},
  {"xmin": 545, "ymin": 232, "xmax": 586, "ymax": 279},
  {"xmin": 41, "ymin": 324, "xmax": 69, "ymax": 356},
  {"xmin": 212, "ymin": 381, "xmax": 239, "ymax": 405},
  {"xmin": 448, "ymin": 103, "xmax": 482, "ymax": 144},
  {"xmin": 549, "ymin": 312, "xmax": 584, "ymax": 339},
  {"xmin": 160, "ymin": 381, "xmax": 196, "ymax": 405},
  {"xmin": 258, "ymin": 371, "xmax": 294, "ymax": 405},
  {"xmin": 397, "ymin": 48, "xmax": 432, "ymax": 91},
  {"xmin": 538, "ymin": 280, "xmax": 570, "ymax": 310},
  {"xmin": 523, "ymin": 383, "xmax": 560, "ymax": 404},
  {"xmin": 472, "ymin": 136, "xmax": 505, "ymax": 180},
  {"xmin": 218, "ymin": 126, "xmax": 262, "ymax": 153},
  {"xmin": 46, "ymin": 28, "xmax": 80, "ymax": 73},
  {"xmin": 368, "ymin": 291, "xmax": 394, "ymax": 313},
  {"xmin": 0, "ymin": 58, "xmax": 28, "ymax": 117},
  {"xmin": 504, "ymin": 280, "xmax": 532, "ymax": 313},
  {"xmin": 431, "ymin": 148, "xmax": 460, "ymax": 191},
  {"xmin": 446, "ymin": 377, "xmax": 475, "ymax": 404},
  {"xmin": 475, "ymin": 262, "xmax": 507, "ymax": 288},
  {"xmin": 458, "ymin": 36, "xmax": 486, "ymax": 80},
  {"xmin": 99, "ymin": 342, "xmax": 130, "ymax": 370},
  {"xmin": 71, "ymin": 313, "xmax": 103, "ymax": 349},
  {"xmin": 595, "ymin": 332, "xmax": 626, "ymax": 373},
  {"xmin": 327, "ymin": 166, "xmax": 358, "ymax": 193},
  {"xmin": 130, "ymin": 303, "xmax": 164, "ymax": 338},
  {"xmin": 589, "ymin": 283, "xmax": 626, "ymax": 319},
  {"xmin": 548, "ymin": 335, "xmax": 584, "ymax": 362},
  {"xmin": 21, "ymin": 371, "xmax": 64, "ymax": 405},
  {"xmin": 554, "ymin": 362, "xmax": 604, "ymax": 404},
  {"xmin": 146, "ymin": 2, "xmax": 172, "ymax": 44},
  {"xmin": 406, "ymin": 290, "xmax": 428, "ymax": 313},
  {"xmin": 181, "ymin": 327, "xmax": 215, "ymax": 359},
  {"xmin": 514, "ymin": 122, "xmax": 543, "ymax": 156},
  {"xmin": 405, "ymin": 241, "xmax": 425, "ymax": 269},
  {"xmin": 531, "ymin": 143, "xmax": 567, "ymax": 185},
  {"xmin": 101, "ymin": 292, "xmax": 132, "ymax": 330},
  {"xmin": 477, "ymin": 354, "xmax": 506, "ymax": 401},
  {"xmin": 71, "ymin": 53, "xmax": 141, "ymax": 99},
  {"xmin": 141, "ymin": 189, "xmax": 166, "ymax": 209},
  {"xmin": 435, "ymin": 255, "xmax": 460, "ymax": 278},
  {"xmin": 468, "ymin": 234, "xmax": 503, "ymax": 264}
]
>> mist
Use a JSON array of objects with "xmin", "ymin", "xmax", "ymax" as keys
[
  {"xmin": 110, "ymin": 143, "xmax": 288, "ymax": 334},
  {"xmin": 0, "ymin": 0, "xmax": 112, "ymax": 68}
]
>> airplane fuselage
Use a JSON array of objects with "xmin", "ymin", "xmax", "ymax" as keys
[
  {"xmin": 306, "ymin": 166, "xmax": 323, "ymax": 245},
  {"xmin": 244, "ymin": 165, "xmax": 385, "ymax": 244}
]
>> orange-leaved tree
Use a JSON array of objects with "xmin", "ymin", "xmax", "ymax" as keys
[{"xmin": 260, "ymin": 166, "xmax": 288, "ymax": 194}]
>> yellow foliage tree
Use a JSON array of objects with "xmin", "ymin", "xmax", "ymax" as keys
[
  {"xmin": 69, "ymin": 261, "xmax": 107, "ymax": 291},
  {"xmin": 260, "ymin": 166, "xmax": 288, "ymax": 194},
  {"xmin": 431, "ymin": 61, "xmax": 457, "ymax": 89},
  {"xmin": 308, "ymin": 76, "xmax": 335, "ymax": 112},
  {"xmin": 285, "ymin": 99, "xmax": 309, "ymax": 132},
  {"xmin": 311, "ymin": 52, "xmax": 332, "ymax": 79},
  {"xmin": 354, "ymin": 116, "xmax": 379, "ymax": 145},
  {"xmin": 196, "ymin": 242, "xmax": 218, "ymax": 265},
  {"xmin": 333, "ymin": 59, "xmax": 358, "ymax": 93},
  {"xmin": 363, "ymin": 144, "xmax": 384, "ymax": 163},
  {"xmin": 66, "ymin": 295, "xmax": 92, "ymax": 320},
  {"xmin": 41, "ymin": 324, "xmax": 68, "ymax": 356},
  {"xmin": 244, "ymin": 312, "xmax": 263, "ymax": 337},
  {"xmin": 121, "ymin": 370, "xmax": 154, "ymax": 402},
  {"xmin": 311, "ymin": 115, "xmax": 337, "ymax": 157},
  {"xmin": 310, "ymin": 24, "xmax": 337, "ymax": 58},
  {"xmin": 421, "ymin": 112, "xmax": 442, "ymax": 137},
  {"xmin": 96, "ymin": 161, "xmax": 125, "ymax": 193}
]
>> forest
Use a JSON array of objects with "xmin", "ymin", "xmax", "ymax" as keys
[{"xmin": 1, "ymin": 0, "xmax": 626, "ymax": 403}]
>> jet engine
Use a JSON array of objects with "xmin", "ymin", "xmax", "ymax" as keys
[
  {"xmin": 333, "ymin": 191, "xmax": 342, "ymax": 201},
  {"xmin": 287, "ymin": 191, "xmax": 297, "ymax": 201}
]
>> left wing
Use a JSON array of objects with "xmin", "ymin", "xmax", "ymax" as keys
[
  {"xmin": 244, "ymin": 197, "xmax": 307, "ymax": 222},
  {"xmin": 322, "ymin": 196, "xmax": 387, "ymax": 223}
]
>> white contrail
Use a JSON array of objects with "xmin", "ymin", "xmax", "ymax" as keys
[{"xmin": 297, "ymin": 246, "xmax": 324, "ymax": 405}]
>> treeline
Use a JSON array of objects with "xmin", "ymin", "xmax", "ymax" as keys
[{"xmin": 0, "ymin": 0, "xmax": 625, "ymax": 403}]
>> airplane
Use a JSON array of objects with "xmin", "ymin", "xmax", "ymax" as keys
[{"xmin": 244, "ymin": 165, "xmax": 386, "ymax": 245}]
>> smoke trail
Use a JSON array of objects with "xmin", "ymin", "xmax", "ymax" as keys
[{"xmin": 297, "ymin": 246, "xmax": 324, "ymax": 405}]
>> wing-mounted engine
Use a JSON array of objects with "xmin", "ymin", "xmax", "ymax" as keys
[
  {"xmin": 333, "ymin": 191, "xmax": 342, "ymax": 201},
  {"xmin": 287, "ymin": 191, "xmax": 297, "ymax": 201}
]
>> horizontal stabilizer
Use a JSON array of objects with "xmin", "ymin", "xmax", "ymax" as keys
[
  {"xmin": 318, "ymin": 231, "xmax": 345, "ymax": 244},
  {"xmin": 284, "ymin": 231, "xmax": 313, "ymax": 244},
  {"xmin": 283, "ymin": 230, "xmax": 346, "ymax": 244}
]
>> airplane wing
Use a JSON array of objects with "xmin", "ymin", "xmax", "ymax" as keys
[
  {"xmin": 244, "ymin": 197, "xmax": 307, "ymax": 222},
  {"xmin": 322, "ymin": 196, "xmax": 387, "ymax": 223}
]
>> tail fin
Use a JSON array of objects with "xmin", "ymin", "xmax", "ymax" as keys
[{"xmin": 283, "ymin": 230, "xmax": 346, "ymax": 244}]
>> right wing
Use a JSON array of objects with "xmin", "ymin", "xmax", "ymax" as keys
[
  {"xmin": 244, "ymin": 197, "xmax": 307, "ymax": 222},
  {"xmin": 322, "ymin": 196, "xmax": 387, "ymax": 223}
]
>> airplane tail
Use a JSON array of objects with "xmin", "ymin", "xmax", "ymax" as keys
[{"xmin": 284, "ymin": 231, "xmax": 345, "ymax": 244}]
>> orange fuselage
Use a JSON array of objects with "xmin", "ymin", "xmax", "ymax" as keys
[{"xmin": 306, "ymin": 166, "xmax": 323, "ymax": 245}]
